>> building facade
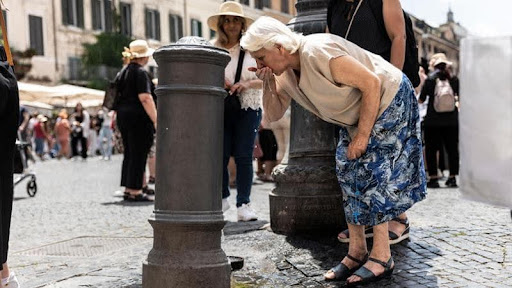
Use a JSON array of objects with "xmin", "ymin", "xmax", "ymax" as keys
[
  {"xmin": 2, "ymin": 0, "xmax": 296, "ymax": 84},
  {"xmin": 411, "ymin": 8, "xmax": 467, "ymax": 74}
]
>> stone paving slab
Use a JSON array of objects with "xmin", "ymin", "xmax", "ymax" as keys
[{"xmin": 8, "ymin": 156, "xmax": 512, "ymax": 287}]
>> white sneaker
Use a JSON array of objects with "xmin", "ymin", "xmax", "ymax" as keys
[
  {"xmin": 2, "ymin": 272, "xmax": 20, "ymax": 288},
  {"xmin": 222, "ymin": 198, "xmax": 230, "ymax": 212},
  {"xmin": 237, "ymin": 203, "xmax": 258, "ymax": 222}
]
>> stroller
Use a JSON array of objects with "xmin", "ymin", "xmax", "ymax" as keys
[{"xmin": 13, "ymin": 133, "xmax": 37, "ymax": 197}]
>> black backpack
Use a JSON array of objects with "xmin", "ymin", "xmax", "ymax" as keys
[{"xmin": 367, "ymin": 0, "xmax": 420, "ymax": 87}]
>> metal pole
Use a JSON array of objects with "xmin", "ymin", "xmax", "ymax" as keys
[{"xmin": 143, "ymin": 37, "xmax": 231, "ymax": 288}]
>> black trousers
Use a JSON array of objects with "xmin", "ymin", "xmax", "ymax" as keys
[
  {"xmin": 0, "ymin": 69, "xmax": 19, "ymax": 267},
  {"xmin": 71, "ymin": 134, "xmax": 88, "ymax": 158},
  {"xmin": 117, "ymin": 112, "xmax": 154, "ymax": 190},
  {"xmin": 424, "ymin": 125, "xmax": 459, "ymax": 177}
]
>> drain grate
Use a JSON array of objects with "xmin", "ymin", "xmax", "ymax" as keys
[{"xmin": 16, "ymin": 237, "xmax": 149, "ymax": 257}]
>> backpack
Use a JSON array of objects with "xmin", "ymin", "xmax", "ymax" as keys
[
  {"xmin": 102, "ymin": 67, "xmax": 127, "ymax": 111},
  {"xmin": 433, "ymin": 78, "xmax": 456, "ymax": 113},
  {"xmin": 367, "ymin": 0, "xmax": 420, "ymax": 87}
]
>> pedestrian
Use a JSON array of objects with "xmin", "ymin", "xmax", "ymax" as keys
[
  {"xmin": 241, "ymin": 17, "xmax": 426, "ymax": 285},
  {"xmin": 54, "ymin": 109, "xmax": 71, "ymax": 159},
  {"xmin": 33, "ymin": 114, "xmax": 49, "ymax": 160},
  {"xmin": 98, "ymin": 108, "xmax": 114, "ymax": 161},
  {"xmin": 419, "ymin": 54, "xmax": 459, "ymax": 188},
  {"xmin": 207, "ymin": 1, "xmax": 263, "ymax": 221},
  {"xmin": 70, "ymin": 102, "xmax": 90, "ymax": 160},
  {"xmin": 327, "ymin": 0, "xmax": 414, "ymax": 246},
  {"xmin": 116, "ymin": 39, "xmax": 157, "ymax": 202},
  {"xmin": 0, "ymin": 44, "xmax": 21, "ymax": 287}
]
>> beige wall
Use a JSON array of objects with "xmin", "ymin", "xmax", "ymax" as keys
[{"xmin": 3, "ymin": 0, "xmax": 294, "ymax": 83}]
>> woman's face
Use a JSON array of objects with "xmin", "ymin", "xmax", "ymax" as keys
[
  {"xmin": 76, "ymin": 103, "xmax": 83, "ymax": 112},
  {"xmin": 251, "ymin": 45, "xmax": 290, "ymax": 76},
  {"xmin": 222, "ymin": 16, "xmax": 243, "ymax": 41}
]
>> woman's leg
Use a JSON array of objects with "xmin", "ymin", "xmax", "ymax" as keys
[
  {"xmin": 346, "ymin": 222, "xmax": 393, "ymax": 284},
  {"xmin": 80, "ymin": 136, "xmax": 88, "ymax": 159},
  {"xmin": 233, "ymin": 109, "xmax": 261, "ymax": 207},
  {"xmin": 325, "ymin": 224, "xmax": 368, "ymax": 280}
]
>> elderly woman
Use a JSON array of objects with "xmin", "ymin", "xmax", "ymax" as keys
[
  {"xmin": 241, "ymin": 17, "xmax": 426, "ymax": 286},
  {"xmin": 208, "ymin": 1, "xmax": 263, "ymax": 221},
  {"xmin": 116, "ymin": 39, "xmax": 157, "ymax": 202}
]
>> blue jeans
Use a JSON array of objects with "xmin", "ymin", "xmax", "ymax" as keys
[
  {"xmin": 223, "ymin": 107, "xmax": 261, "ymax": 207},
  {"xmin": 99, "ymin": 126, "xmax": 113, "ymax": 159}
]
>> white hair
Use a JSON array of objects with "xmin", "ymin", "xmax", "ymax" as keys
[{"xmin": 241, "ymin": 16, "xmax": 303, "ymax": 53}]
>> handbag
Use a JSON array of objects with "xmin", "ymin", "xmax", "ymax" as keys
[
  {"xmin": 103, "ymin": 67, "xmax": 127, "ymax": 111},
  {"xmin": 224, "ymin": 49, "xmax": 245, "ymax": 113}
]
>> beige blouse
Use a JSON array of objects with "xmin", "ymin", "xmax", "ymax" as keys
[{"xmin": 275, "ymin": 33, "xmax": 403, "ymax": 135}]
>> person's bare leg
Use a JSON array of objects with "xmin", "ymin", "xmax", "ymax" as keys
[
  {"xmin": 324, "ymin": 224, "xmax": 368, "ymax": 280},
  {"xmin": 263, "ymin": 160, "xmax": 276, "ymax": 180},
  {"xmin": 388, "ymin": 212, "xmax": 408, "ymax": 236},
  {"xmin": 148, "ymin": 155, "xmax": 156, "ymax": 180},
  {"xmin": 1, "ymin": 263, "xmax": 10, "ymax": 279},
  {"xmin": 228, "ymin": 157, "xmax": 236, "ymax": 186},
  {"xmin": 346, "ymin": 222, "xmax": 393, "ymax": 284}
]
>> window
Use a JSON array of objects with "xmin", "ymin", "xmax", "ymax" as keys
[
  {"xmin": 281, "ymin": 0, "xmax": 289, "ymax": 14},
  {"xmin": 91, "ymin": 0, "xmax": 112, "ymax": 32},
  {"xmin": 120, "ymin": 2, "xmax": 131, "ymax": 36},
  {"xmin": 169, "ymin": 14, "xmax": 183, "ymax": 43},
  {"xmin": 29, "ymin": 15, "xmax": 44, "ymax": 56},
  {"xmin": 68, "ymin": 57, "xmax": 82, "ymax": 80},
  {"xmin": 145, "ymin": 8, "xmax": 160, "ymax": 40},
  {"xmin": 239, "ymin": 0, "xmax": 250, "ymax": 5},
  {"xmin": 191, "ymin": 19, "xmax": 202, "ymax": 37},
  {"xmin": 62, "ymin": 0, "xmax": 84, "ymax": 28},
  {"xmin": 255, "ymin": 0, "xmax": 270, "ymax": 10},
  {"xmin": 210, "ymin": 29, "xmax": 216, "ymax": 40}
]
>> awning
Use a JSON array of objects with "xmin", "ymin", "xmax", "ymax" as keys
[{"xmin": 18, "ymin": 82, "xmax": 105, "ymax": 108}]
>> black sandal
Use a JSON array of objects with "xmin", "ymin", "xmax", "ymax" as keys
[
  {"xmin": 389, "ymin": 218, "xmax": 410, "ymax": 245},
  {"xmin": 125, "ymin": 193, "xmax": 153, "ymax": 202},
  {"xmin": 325, "ymin": 254, "xmax": 368, "ymax": 282},
  {"xmin": 346, "ymin": 257, "xmax": 394, "ymax": 287},
  {"xmin": 143, "ymin": 186, "xmax": 155, "ymax": 195},
  {"xmin": 337, "ymin": 227, "xmax": 374, "ymax": 243}
]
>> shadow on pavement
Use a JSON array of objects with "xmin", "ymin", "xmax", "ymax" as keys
[
  {"xmin": 224, "ymin": 220, "xmax": 269, "ymax": 236},
  {"xmin": 101, "ymin": 201, "xmax": 154, "ymax": 207},
  {"xmin": 13, "ymin": 196, "xmax": 32, "ymax": 201},
  {"xmin": 282, "ymin": 228, "xmax": 441, "ymax": 287}
]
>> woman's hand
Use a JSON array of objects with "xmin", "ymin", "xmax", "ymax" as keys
[
  {"xmin": 347, "ymin": 134, "xmax": 369, "ymax": 160},
  {"xmin": 249, "ymin": 67, "xmax": 274, "ymax": 82},
  {"xmin": 229, "ymin": 80, "xmax": 251, "ymax": 95}
]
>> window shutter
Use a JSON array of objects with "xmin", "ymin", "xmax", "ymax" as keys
[
  {"xmin": 155, "ymin": 11, "xmax": 160, "ymax": 40},
  {"xmin": 77, "ymin": 0, "xmax": 84, "ymax": 28},
  {"xmin": 29, "ymin": 15, "xmax": 44, "ymax": 56},
  {"xmin": 198, "ymin": 21, "xmax": 202, "ymax": 37},
  {"xmin": 169, "ymin": 15, "xmax": 176, "ymax": 42},
  {"xmin": 62, "ymin": 0, "xmax": 69, "ymax": 24},
  {"xmin": 145, "ymin": 8, "xmax": 150, "ymax": 38},
  {"xmin": 104, "ymin": 0, "xmax": 113, "ymax": 32},
  {"xmin": 91, "ymin": 0, "xmax": 99, "ymax": 30},
  {"xmin": 178, "ymin": 16, "xmax": 183, "ymax": 39}
]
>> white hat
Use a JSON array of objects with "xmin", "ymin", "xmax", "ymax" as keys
[
  {"xmin": 123, "ymin": 40, "xmax": 155, "ymax": 59},
  {"xmin": 432, "ymin": 53, "xmax": 453, "ymax": 67},
  {"xmin": 207, "ymin": 1, "xmax": 254, "ymax": 32}
]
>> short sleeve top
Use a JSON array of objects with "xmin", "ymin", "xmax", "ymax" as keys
[
  {"xmin": 275, "ymin": 33, "xmax": 403, "ymax": 130},
  {"xmin": 212, "ymin": 40, "xmax": 262, "ymax": 111},
  {"xmin": 117, "ymin": 63, "xmax": 153, "ymax": 117}
]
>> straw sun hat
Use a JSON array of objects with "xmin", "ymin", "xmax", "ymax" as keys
[
  {"xmin": 122, "ymin": 39, "xmax": 155, "ymax": 59},
  {"xmin": 207, "ymin": 1, "xmax": 254, "ymax": 31}
]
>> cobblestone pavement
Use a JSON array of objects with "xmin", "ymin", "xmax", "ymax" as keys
[{"xmin": 9, "ymin": 156, "xmax": 512, "ymax": 287}]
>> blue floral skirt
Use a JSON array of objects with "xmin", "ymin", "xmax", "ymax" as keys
[{"xmin": 336, "ymin": 75, "xmax": 427, "ymax": 226}]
